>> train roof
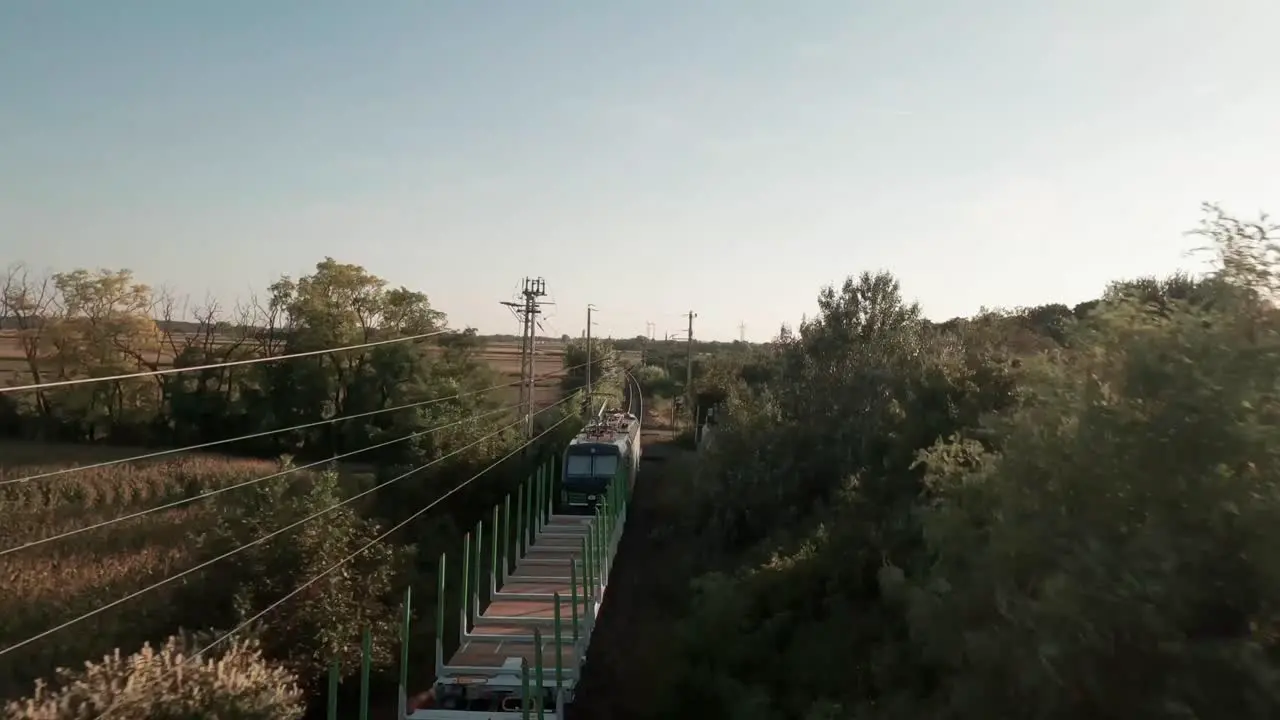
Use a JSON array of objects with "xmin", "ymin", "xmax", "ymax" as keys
[{"xmin": 567, "ymin": 410, "xmax": 639, "ymax": 451}]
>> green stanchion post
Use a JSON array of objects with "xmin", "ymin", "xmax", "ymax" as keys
[
  {"xmin": 503, "ymin": 494, "xmax": 512, "ymax": 575},
  {"xmin": 491, "ymin": 505, "xmax": 500, "ymax": 595},
  {"xmin": 521, "ymin": 659, "xmax": 531, "ymax": 720},
  {"xmin": 535, "ymin": 464, "xmax": 544, "ymax": 527},
  {"xmin": 605, "ymin": 502, "xmax": 613, "ymax": 571},
  {"xmin": 534, "ymin": 627, "xmax": 546, "ymax": 720},
  {"xmin": 435, "ymin": 553, "xmax": 446, "ymax": 675},
  {"xmin": 604, "ymin": 476, "xmax": 614, "ymax": 543},
  {"xmin": 474, "ymin": 520, "xmax": 483, "ymax": 613},
  {"xmin": 526, "ymin": 476, "xmax": 535, "ymax": 545},
  {"xmin": 399, "ymin": 586, "xmax": 412, "ymax": 709},
  {"xmin": 538, "ymin": 467, "xmax": 546, "ymax": 530},
  {"xmin": 359, "ymin": 627, "xmax": 372, "ymax": 720},
  {"xmin": 604, "ymin": 485, "xmax": 613, "ymax": 539},
  {"xmin": 602, "ymin": 505, "xmax": 610, "ymax": 577},
  {"xmin": 516, "ymin": 485, "xmax": 526, "ymax": 557},
  {"xmin": 596, "ymin": 507, "xmax": 606, "ymax": 581},
  {"xmin": 327, "ymin": 660, "xmax": 339, "ymax": 720},
  {"xmin": 547, "ymin": 457, "xmax": 555, "ymax": 516},
  {"xmin": 589, "ymin": 510, "xmax": 599, "ymax": 585},
  {"xmin": 545, "ymin": 461, "xmax": 552, "ymax": 522},
  {"xmin": 553, "ymin": 592, "xmax": 564, "ymax": 696},
  {"xmin": 548, "ymin": 460, "xmax": 555, "ymax": 520},
  {"xmin": 570, "ymin": 561, "xmax": 580, "ymax": 648},
  {"xmin": 536, "ymin": 467, "xmax": 545, "ymax": 531},
  {"xmin": 545, "ymin": 461, "xmax": 555, "ymax": 517},
  {"xmin": 460, "ymin": 533, "xmax": 471, "ymax": 643},
  {"xmin": 582, "ymin": 536, "xmax": 593, "ymax": 601}
]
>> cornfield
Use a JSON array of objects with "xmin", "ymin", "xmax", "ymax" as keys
[{"xmin": 0, "ymin": 450, "xmax": 317, "ymax": 701}]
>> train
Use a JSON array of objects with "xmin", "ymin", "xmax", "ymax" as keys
[
  {"xmin": 559, "ymin": 408, "xmax": 641, "ymax": 514},
  {"xmin": 404, "ymin": 392, "xmax": 644, "ymax": 718}
]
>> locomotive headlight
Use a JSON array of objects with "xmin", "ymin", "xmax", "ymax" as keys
[{"xmin": 587, "ymin": 495, "xmax": 596, "ymax": 501}]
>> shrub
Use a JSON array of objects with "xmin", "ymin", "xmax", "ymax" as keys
[{"xmin": 3, "ymin": 633, "xmax": 304, "ymax": 720}]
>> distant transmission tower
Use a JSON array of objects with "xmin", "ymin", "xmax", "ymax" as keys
[{"xmin": 738, "ymin": 321, "xmax": 746, "ymax": 343}]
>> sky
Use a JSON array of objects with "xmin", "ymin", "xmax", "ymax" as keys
[{"xmin": 2, "ymin": 1, "xmax": 1278, "ymax": 342}]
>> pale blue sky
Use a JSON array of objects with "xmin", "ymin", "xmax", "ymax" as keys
[{"xmin": 2, "ymin": 1, "xmax": 1277, "ymax": 341}]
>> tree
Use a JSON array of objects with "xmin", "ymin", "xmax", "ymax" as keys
[
  {"xmin": 657, "ymin": 206, "xmax": 1280, "ymax": 720},
  {"xmin": 909, "ymin": 274, "xmax": 1280, "ymax": 718},
  {"xmin": 44, "ymin": 268, "xmax": 161, "ymax": 441},
  {"xmin": 1, "ymin": 264, "xmax": 56, "ymax": 422},
  {"xmin": 632, "ymin": 364, "xmax": 675, "ymax": 398},
  {"xmin": 193, "ymin": 470, "xmax": 413, "ymax": 682},
  {"xmin": 560, "ymin": 337, "xmax": 623, "ymax": 409}
]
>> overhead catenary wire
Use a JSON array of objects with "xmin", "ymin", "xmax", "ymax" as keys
[
  {"xmin": 0, "ymin": 328, "xmax": 455, "ymax": 395},
  {"xmin": 0, "ymin": 361, "xmax": 590, "ymax": 487},
  {"xmin": 0, "ymin": 393, "xmax": 578, "ymax": 660},
  {"xmin": 92, "ymin": 403, "xmax": 580, "ymax": 720}
]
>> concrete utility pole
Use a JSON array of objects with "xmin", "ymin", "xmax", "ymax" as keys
[
  {"xmin": 500, "ymin": 277, "xmax": 547, "ymax": 437},
  {"xmin": 685, "ymin": 310, "xmax": 697, "ymax": 417},
  {"xmin": 585, "ymin": 304, "xmax": 597, "ymax": 406}
]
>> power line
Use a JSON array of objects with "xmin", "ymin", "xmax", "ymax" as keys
[
  {"xmin": 0, "ymin": 329, "xmax": 454, "ymax": 395},
  {"xmin": 0, "ymin": 393, "xmax": 577, "ymax": 660},
  {"xmin": 0, "ymin": 362, "xmax": 589, "ymax": 487},
  {"xmin": 92, "ymin": 405, "xmax": 580, "ymax": 720},
  {"xmin": 0, "ymin": 404, "xmax": 515, "ymax": 557}
]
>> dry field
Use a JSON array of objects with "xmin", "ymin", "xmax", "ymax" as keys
[
  {"xmin": 472, "ymin": 339, "xmax": 570, "ymax": 407},
  {"xmin": 0, "ymin": 332, "xmax": 26, "ymax": 381},
  {"xmin": 0, "ymin": 450, "xmax": 329, "ymax": 699}
]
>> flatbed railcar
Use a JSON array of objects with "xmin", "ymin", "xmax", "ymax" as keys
[{"xmin": 404, "ymin": 379, "xmax": 644, "ymax": 719}]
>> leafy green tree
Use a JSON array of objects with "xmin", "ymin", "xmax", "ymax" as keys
[
  {"xmin": 659, "ymin": 207, "xmax": 1280, "ymax": 720},
  {"xmin": 901, "ymin": 209, "xmax": 1280, "ymax": 720},
  {"xmin": 194, "ymin": 470, "xmax": 413, "ymax": 682},
  {"xmin": 560, "ymin": 337, "xmax": 623, "ymax": 409},
  {"xmin": 632, "ymin": 364, "xmax": 675, "ymax": 398}
]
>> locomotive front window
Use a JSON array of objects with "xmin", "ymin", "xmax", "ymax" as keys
[
  {"xmin": 566, "ymin": 455, "xmax": 594, "ymax": 476},
  {"xmin": 593, "ymin": 455, "xmax": 619, "ymax": 476}
]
